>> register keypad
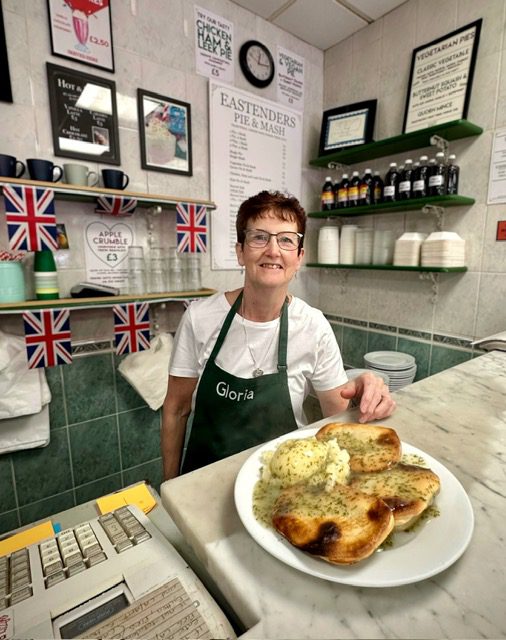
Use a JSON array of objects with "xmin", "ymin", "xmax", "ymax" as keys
[
  {"xmin": 98, "ymin": 506, "xmax": 151, "ymax": 552},
  {"xmin": 0, "ymin": 507, "xmax": 152, "ymax": 608},
  {"xmin": 0, "ymin": 548, "xmax": 32, "ymax": 609}
]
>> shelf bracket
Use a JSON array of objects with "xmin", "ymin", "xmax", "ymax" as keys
[
  {"xmin": 326, "ymin": 161, "xmax": 347, "ymax": 173},
  {"xmin": 430, "ymin": 134, "xmax": 449, "ymax": 161},
  {"xmin": 422, "ymin": 204, "xmax": 445, "ymax": 230},
  {"xmin": 419, "ymin": 272, "xmax": 440, "ymax": 304}
]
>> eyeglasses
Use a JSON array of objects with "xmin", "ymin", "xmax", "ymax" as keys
[{"xmin": 244, "ymin": 229, "xmax": 303, "ymax": 251}]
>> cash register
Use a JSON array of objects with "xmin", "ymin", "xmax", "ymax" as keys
[{"xmin": 0, "ymin": 504, "xmax": 235, "ymax": 639}]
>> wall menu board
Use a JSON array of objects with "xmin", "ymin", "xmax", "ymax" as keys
[
  {"xmin": 209, "ymin": 81, "xmax": 302, "ymax": 270},
  {"xmin": 47, "ymin": 62, "xmax": 120, "ymax": 164},
  {"xmin": 403, "ymin": 20, "xmax": 482, "ymax": 134}
]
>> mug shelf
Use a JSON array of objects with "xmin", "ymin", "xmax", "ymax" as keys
[
  {"xmin": 0, "ymin": 288, "xmax": 217, "ymax": 315},
  {"xmin": 0, "ymin": 176, "xmax": 216, "ymax": 210}
]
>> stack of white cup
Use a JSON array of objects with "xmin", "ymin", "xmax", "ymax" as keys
[
  {"xmin": 317, "ymin": 225, "xmax": 340, "ymax": 264},
  {"xmin": 340, "ymin": 225, "xmax": 358, "ymax": 264},
  {"xmin": 372, "ymin": 230, "xmax": 396, "ymax": 265},
  {"xmin": 354, "ymin": 228, "xmax": 374, "ymax": 264}
]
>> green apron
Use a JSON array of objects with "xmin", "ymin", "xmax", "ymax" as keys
[{"xmin": 181, "ymin": 291, "xmax": 297, "ymax": 473}]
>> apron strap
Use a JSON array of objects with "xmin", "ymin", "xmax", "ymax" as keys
[
  {"xmin": 209, "ymin": 291, "xmax": 244, "ymax": 361},
  {"xmin": 277, "ymin": 299, "xmax": 288, "ymax": 372}
]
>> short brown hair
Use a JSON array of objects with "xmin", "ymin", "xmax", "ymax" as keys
[{"xmin": 236, "ymin": 191, "xmax": 306, "ymax": 251}]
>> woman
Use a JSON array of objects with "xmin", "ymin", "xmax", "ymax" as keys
[{"xmin": 162, "ymin": 191, "xmax": 395, "ymax": 478}]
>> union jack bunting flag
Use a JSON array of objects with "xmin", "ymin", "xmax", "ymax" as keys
[
  {"xmin": 95, "ymin": 195, "xmax": 137, "ymax": 217},
  {"xmin": 3, "ymin": 184, "xmax": 57, "ymax": 251},
  {"xmin": 113, "ymin": 303, "xmax": 150, "ymax": 355},
  {"xmin": 176, "ymin": 202, "xmax": 207, "ymax": 253},
  {"xmin": 22, "ymin": 309, "xmax": 72, "ymax": 369}
]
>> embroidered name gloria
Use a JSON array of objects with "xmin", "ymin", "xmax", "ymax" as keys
[{"xmin": 216, "ymin": 381, "xmax": 254, "ymax": 401}]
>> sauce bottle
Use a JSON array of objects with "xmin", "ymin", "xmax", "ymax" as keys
[
  {"xmin": 372, "ymin": 170, "xmax": 383, "ymax": 205},
  {"xmin": 337, "ymin": 173, "xmax": 349, "ymax": 209},
  {"xmin": 34, "ymin": 250, "xmax": 59, "ymax": 300},
  {"xmin": 383, "ymin": 162, "xmax": 400, "ymax": 203},
  {"xmin": 428, "ymin": 152, "xmax": 446, "ymax": 196},
  {"xmin": 321, "ymin": 176, "xmax": 335, "ymax": 211},
  {"xmin": 446, "ymin": 154, "xmax": 460, "ymax": 195},
  {"xmin": 412, "ymin": 155, "xmax": 429, "ymax": 198},
  {"xmin": 399, "ymin": 159, "xmax": 413, "ymax": 200},
  {"xmin": 348, "ymin": 171, "xmax": 361, "ymax": 207},
  {"xmin": 359, "ymin": 168, "xmax": 373, "ymax": 206}
]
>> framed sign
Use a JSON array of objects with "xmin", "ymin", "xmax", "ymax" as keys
[
  {"xmin": 0, "ymin": 0, "xmax": 12, "ymax": 103},
  {"xmin": 318, "ymin": 100, "xmax": 377, "ymax": 156},
  {"xmin": 47, "ymin": 0, "xmax": 115, "ymax": 72},
  {"xmin": 403, "ymin": 19, "xmax": 482, "ymax": 134},
  {"xmin": 137, "ymin": 89, "xmax": 192, "ymax": 176},
  {"xmin": 47, "ymin": 62, "xmax": 120, "ymax": 165}
]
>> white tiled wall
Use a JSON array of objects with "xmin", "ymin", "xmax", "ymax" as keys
[{"xmin": 320, "ymin": 0, "xmax": 506, "ymax": 340}]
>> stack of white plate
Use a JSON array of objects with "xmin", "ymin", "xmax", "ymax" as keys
[
  {"xmin": 346, "ymin": 368, "xmax": 390, "ymax": 385},
  {"xmin": 393, "ymin": 232, "xmax": 427, "ymax": 267},
  {"xmin": 363, "ymin": 351, "xmax": 417, "ymax": 391},
  {"xmin": 421, "ymin": 231, "xmax": 466, "ymax": 267}
]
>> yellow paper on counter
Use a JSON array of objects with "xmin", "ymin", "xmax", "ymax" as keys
[
  {"xmin": 96, "ymin": 483, "xmax": 156, "ymax": 515},
  {"xmin": 0, "ymin": 520, "xmax": 54, "ymax": 557}
]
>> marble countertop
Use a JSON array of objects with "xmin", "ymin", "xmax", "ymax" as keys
[{"xmin": 160, "ymin": 351, "xmax": 506, "ymax": 639}]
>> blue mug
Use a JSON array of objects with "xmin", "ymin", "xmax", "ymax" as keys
[
  {"xmin": 0, "ymin": 154, "xmax": 25, "ymax": 178},
  {"xmin": 102, "ymin": 169, "xmax": 129, "ymax": 190},
  {"xmin": 27, "ymin": 158, "xmax": 63, "ymax": 182}
]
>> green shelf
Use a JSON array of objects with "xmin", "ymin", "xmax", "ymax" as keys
[
  {"xmin": 307, "ymin": 263, "xmax": 467, "ymax": 273},
  {"xmin": 310, "ymin": 119, "xmax": 482, "ymax": 167},
  {"xmin": 308, "ymin": 194, "xmax": 474, "ymax": 218}
]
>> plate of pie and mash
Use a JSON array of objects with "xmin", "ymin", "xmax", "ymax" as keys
[{"xmin": 234, "ymin": 423, "xmax": 474, "ymax": 587}]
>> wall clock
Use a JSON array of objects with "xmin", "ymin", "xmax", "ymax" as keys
[{"xmin": 239, "ymin": 40, "xmax": 275, "ymax": 88}]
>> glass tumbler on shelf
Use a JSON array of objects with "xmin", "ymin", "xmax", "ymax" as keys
[
  {"xmin": 127, "ymin": 246, "xmax": 147, "ymax": 295},
  {"xmin": 149, "ymin": 258, "xmax": 166, "ymax": 293},
  {"xmin": 184, "ymin": 254, "xmax": 202, "ymax": 291}
]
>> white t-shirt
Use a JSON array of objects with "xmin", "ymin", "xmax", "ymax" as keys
[{"xmin": 169, "ymin": 293, "xmax": 348, "ymax": 427}]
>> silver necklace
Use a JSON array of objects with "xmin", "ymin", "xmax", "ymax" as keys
[{"xmin": 240, "ymin": 298, "xmax": 280, "ymax": 378}]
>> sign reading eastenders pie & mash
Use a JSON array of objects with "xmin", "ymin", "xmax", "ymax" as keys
[
  {"xmin": 209, "ymin": 81, "xmax": 302, "ymax": 270},
  {"xmin": 403, "ymin": 20, "xmax": 481, "ymax": 133},
  {"xmin": 194, "ymin": 6, "xmax": 234, "ymax": 83}
]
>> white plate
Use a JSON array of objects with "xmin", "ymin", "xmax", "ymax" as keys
[
  {"xmin": 234, "ymin": 428, "xmax": 474, "ymax": 588},
  {"xmin": 364, "ymin": 351, "xmax": 416, "ymax": 370}
]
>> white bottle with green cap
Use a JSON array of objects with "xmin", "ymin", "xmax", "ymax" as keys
[{"xmin": 34, "ymin": 251, "xmax": 59, "ymax": 299}]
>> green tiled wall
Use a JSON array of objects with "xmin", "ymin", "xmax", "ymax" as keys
[
  {"xmin": 0, "ymin": 352, "xmax": 163, "ymax": 535},
  {"xmin": 327, "ymin": 315, "xmax": 479, "ymax": 380}
]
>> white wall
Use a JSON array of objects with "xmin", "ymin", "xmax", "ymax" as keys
[{"xmin": 320, "ymin": 0, "xmax": 506, "ymax": 340}]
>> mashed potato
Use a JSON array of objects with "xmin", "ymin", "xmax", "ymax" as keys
[{"xmin": 261, "ymin": 436, "xmax": 350, "ymax": 490}]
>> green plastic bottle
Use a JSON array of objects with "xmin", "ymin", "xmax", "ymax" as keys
[{"xmin": 34, "ymin": 251, "xmax": 59, "ymax": 299}]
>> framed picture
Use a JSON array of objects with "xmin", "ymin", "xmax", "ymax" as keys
[
  {"xmin": 402, "ymin": 19, "xmax": 482, "ymax": 134},
  {"xmin": 318, "ymin": 100, "xmax": 377, "ymax": 156},
  {"xmin": 47, "ymin": 62, "xmax": 120, "ymax": 164},
  {"xmin": 137, "ymin": 89, "xmax": 193, "ymax": 176},
  {"xmin": 0, "ymin": 0, "xmax": 13, "ymax": 103},
  {"xmin": 47, "ymin": 0, "xmax": 115, "ymax": 72}
]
